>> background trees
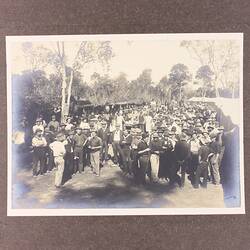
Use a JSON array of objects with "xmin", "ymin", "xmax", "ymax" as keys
[
  {"xmin": 14, "ymin": 39, "xmax": 240, "ymax": 121},
  {"xmin": 168, "ymin": 63, "xmax": 192, "ymax": 101}
]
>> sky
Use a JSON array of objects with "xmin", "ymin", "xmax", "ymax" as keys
[{"xmin": 10, "ymin": 39, "xmax": 201, "ymax": 84}]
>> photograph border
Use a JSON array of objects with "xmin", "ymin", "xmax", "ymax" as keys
[{"xmin": 6, "ymin": 33, "xmax": 245, "ymax": 216}]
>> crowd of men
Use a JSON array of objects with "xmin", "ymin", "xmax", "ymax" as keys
[{"xmin": 13, "ymin": 101, "xmax": 234, "ymax": 189}]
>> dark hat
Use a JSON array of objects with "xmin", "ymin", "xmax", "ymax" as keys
[
  {"xmin": 44, "ymin": 127, "xmax": 50, "ymax": 133},
  {"xmin": 35, "ymin": 128, "xmax": 43, "ymax": 134},
  {"xmin": 152, "ymin": 132, "xmax": 159, "ymax": 138},
  {"xmin": 68, "ymin": 131, "xmax": 75, "ymax": 136},
  {"xmin": 218, "ymin": 126, "xmax": 224, "ymax": 130},
  {"xmin": 56, "ymin": 132, "xmax": 65, "ymax": 140},
  {"xmin": 179, "ymin": 133, "xmax": 187, "ymax": 141}
]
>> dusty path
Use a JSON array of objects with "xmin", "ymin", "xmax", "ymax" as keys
[{"xmin": 12, "ymin": 162, "xmax": 224, "ymax": 209}]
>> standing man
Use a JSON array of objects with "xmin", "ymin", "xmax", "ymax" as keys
[
  {"xmin": 47, "ymin": 115, "xmax": 60, "ymax": 132},
  {"xmin": 49, "ymin": 133, "xmax": 66, "ymax": 188},
  {"xmin": 43, "ymin": 128, "xmax": 55, "ymax": 173},
  {"xmin": 174, "ymin": 133, "xmax": 191, "ymax": 187},
  {"xmin": 32, "ymin": 118, "xmax": 45, "ymax": 135},
  {"xmin": 136, "ymin": 131, "xmax": 151, "ymax": 185},
  {"xmin": 149, "ymin": 132, "xmax": 163, "ymax": 183},
  {"xmin": 120, "ymin": 129, "xmax": 133, "ymax": 174},
  {"xmin": 97, "ymin": 120, "xmax": 110, "ymax": 164},
  {"xmin": 73, "ymin": 127, "xmax": 88, "ymax": 174},
  {"xmin": 209, "ymin": 134, "xmax": 222, "ymax": 185},
  {"xmin": 31, "ymin": 129, "xmax": 47, "ymax": 176},
  {"xmin": 88, "ymin": 129, "xmax": 103, "ymax": 176},
  {"xmin": 64, "ymin": 130, "xmax": 75, "ymax": 179},
  {"xmin": 194, "ymin": 137, "xmax": 211, "ymax": 189},
  {"xmin": 110, "ymin": 124, "xmax": 123, "ymax": 165}
]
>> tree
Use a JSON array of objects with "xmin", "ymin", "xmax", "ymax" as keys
[
  {"xmin": 22, "ymin": 41, "xmax": 114, "ymax": 121},
  {"xmin": 168, "ymin": 64, "xmax": 192, "ymax": 101},
  {"xmin": 53, "ymin": 41, "xmax": 114, "ymax": 121},
  {"xmin": 158, "ymin": 76, "xmax": 171, "ymax": 103},
  {"xmin": 195, "ymin": 65, "xmax": 214, "ymax": 97},
  {"xmin": 180, "ymin": 40, "xmax": 240, "ymax": 98}
]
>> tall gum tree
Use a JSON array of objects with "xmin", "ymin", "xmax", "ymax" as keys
[{"xmin": 23, "ymin": 41, "xmax": 114, "ymax": 122}]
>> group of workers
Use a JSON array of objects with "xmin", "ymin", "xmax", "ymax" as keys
[{"xmin": 15, "ymin": 101, "xmax": 232, "ymax": 189}]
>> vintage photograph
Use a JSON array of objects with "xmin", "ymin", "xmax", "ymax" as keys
[{"xmin": 7, "ymin": 33, "xmax": 244, "ymax": 215}]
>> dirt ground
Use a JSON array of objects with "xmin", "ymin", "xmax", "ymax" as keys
[{"xmin": 12, "ymin": 161, "xmax": 225, "ymax": 209}]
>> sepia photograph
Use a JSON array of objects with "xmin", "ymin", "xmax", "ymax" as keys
[{"xmin": 6, "ymin": 33, "xmax": 244, "ymax": 216}]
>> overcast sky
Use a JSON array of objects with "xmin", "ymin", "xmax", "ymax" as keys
[{"xmin": 10, "ymin": 39, "xmax": 202, "ymax": 83}]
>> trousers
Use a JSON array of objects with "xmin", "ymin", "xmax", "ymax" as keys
[
  {"xmin": 150, "ymin": 154, "xmax": 160, "ymax": 182},
  {"xmin": 210, "ymin": 155, "xmax": 220, "ymax": 185},
  {"xmin": 194, "ymin": 162, "xmax": 208, "ymax": 188},
  {"xmin": 32, "ymin": 147, "xmax": 46, "ymax": 176},
  {"xmin": 90, "ymin": 151, "xmax": 100, "ymax": 176},
  {"xmin": 54, "ymin": 156, "xmax": 65, "ymax": 187}
]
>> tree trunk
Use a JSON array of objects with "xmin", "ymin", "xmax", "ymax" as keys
[
  {"xmin": 66, "ymin": 70, "xmax": 74, "ymax": 115},
  {"xmin": 61, "ymin": 64, "xmax": 67, "ymax": 123}
]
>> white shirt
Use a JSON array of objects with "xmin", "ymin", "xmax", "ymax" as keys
[
  {"xmin": 49, "ymin": 141, "xmax": 66, "ymax": 157},
  {"xmin": 114, "ymin": 130, "xmax": 121, "ymax": 142}
]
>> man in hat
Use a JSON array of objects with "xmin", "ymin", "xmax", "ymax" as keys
[
  {"xmin": 88, "ymin": 129, "xmax": 103, "ymax": 176},
  {"xmin": 49, "ymin": 133, "xmax": 66, "ymax": 187},
  {"xmin": 110, "ymin": 123, "xmax": 123, "ymax": 164},
  {"xmin": 64, "ymin": 130, "xmax": 75, "ymax": 179},
  {"xmin": 174, "ymin": 133, "xmax": 191, "ymax": 187},
  {"xmin": 97, "ymin": 120, "xmax": 110, "ymax": 163},
  {"xmin": 149, "ymin": 132, "xmax": 163, "ymax": 183},
  {"xmin": 73, "ymin": 127, "xmax": 88, "ymax": 174},
  {"xmin": 59, "ymin": 123, "xmax": 67, "ymax": 136},
  {"xmin": 209, "ymin": 133, "xmax": 222, "ymax": 185},
  {"xmin": 120, "ymin": 128, "xmax": 133, "ymax": 174},
  {"xmin": 188, "ymin": 132, "xmax": 201, "ymax": 183},
  {"xmin": 32, "ymin": 118, "xmax": 44, "ymax": 135},
  {"xmin": 44, "ymin": 128, "xmax": 55, "ymax": 173},
  {"xmin": 65, "ymin": 117, "xmax": 74, "ymax": 132},
  {"xmin": 194, "ymin": 137, "xmax": 212, "ymax": 188},
  {"xmin": 136, "ymin": 130, "xmax": 150, "ymax": 185},
  {"xmin": 158, "ymin": 130, "xmax": 174, "ymax": 180},
  {"xmin": 31, "ymin": 128, "xmax": 47, "ymax": 176},
  {"xmin": 47, "ymin": 115, "xmax": 60, "ymax": 132}
]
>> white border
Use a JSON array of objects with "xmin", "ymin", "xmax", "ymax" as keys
[{"xmin": 6, "ymin": 33, "xmax": 245, "ymax": 216}]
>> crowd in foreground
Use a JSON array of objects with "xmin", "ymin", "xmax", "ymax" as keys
[{"xmin": 13, "ymin": 101, "xmax": 235, "ymax": 189}]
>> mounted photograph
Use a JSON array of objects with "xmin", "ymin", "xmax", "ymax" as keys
[{"xmin": 6, "ymin": 33, "xmax": 244, "ymax": 216}]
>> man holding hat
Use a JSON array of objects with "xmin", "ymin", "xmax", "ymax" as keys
[{"xmin": 49, "ymin": 133, "xmax": 66, "ymax": 187}]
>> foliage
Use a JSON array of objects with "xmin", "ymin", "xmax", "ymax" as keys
[{"xmin": 168, "ymin": 63, "xmax": 192, "ymax": 101}]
